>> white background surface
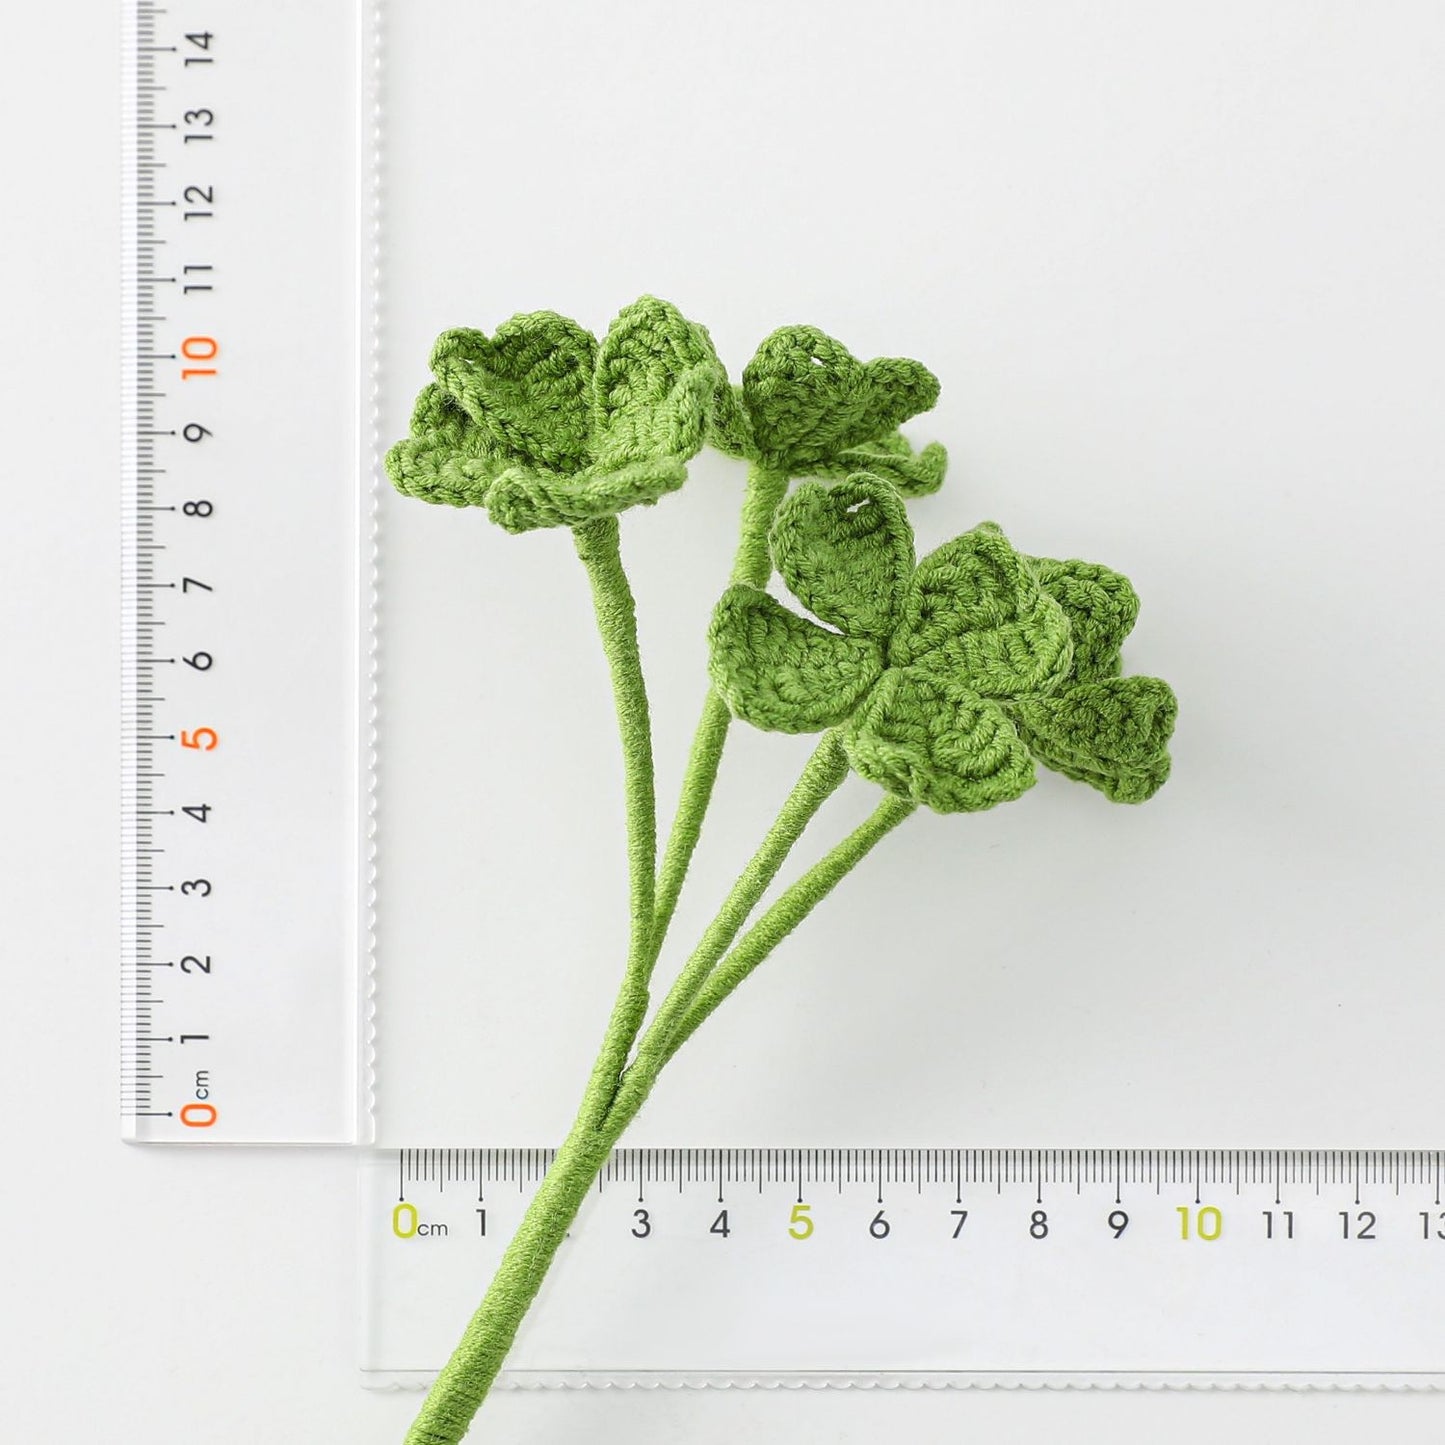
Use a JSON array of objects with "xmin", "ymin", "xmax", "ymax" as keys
[
  {"xmin": 4, "ymin": 2, "xmax": 1445, "ymax": 1442},
  {"xmin": 377, "ymin": 0, "xmax": 1445, "ymax": 1149}
]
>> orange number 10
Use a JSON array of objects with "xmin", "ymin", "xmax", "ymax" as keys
[{"xmin": 181, "ymin": 335, "xmax": 218, "ymax": 380}]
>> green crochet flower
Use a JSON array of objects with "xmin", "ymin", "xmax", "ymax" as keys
[
  {"xmin": 711, "ymin": 324, "xmax": 946, "ymax": 495},
  {"xmin": 385, "ymin": 296, "xmax": 727, "ymax": 533},
  {"xmin": 1007, "ymin": 556, "xmax": 1177, "ymax": 802},
  {"xmin": 707, "ymin": 475, "xmax": 1176, "ymax": 812}
]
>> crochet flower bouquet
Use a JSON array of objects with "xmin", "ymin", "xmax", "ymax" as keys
[{"xmin": 386, "ymin": 297, "xmax": 1177, "ymax": 1443}]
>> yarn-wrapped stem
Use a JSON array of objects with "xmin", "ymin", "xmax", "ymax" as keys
[
  {"xmin": 608, "ymin": 795, "xmax": 915, "ymax": 1135},
  {"xmin": 659, "ymin": 794, "xmax": 916, "ymax": 1065},
  {"xmin": 401, "ymin": 735, "xmax": 909, "ymax": 1445},
  {"xmin": 570, "ymin": 515, "xmax": 659, "ymax": 1131},
  {"xmin": 650, "ymin": 462, "xmax": 790, "ymax": 949},
  {"xmin": 623, "ymin": 729, "xmax": 849, "ymax": 1115},
  {"xmin": 400, "ymin": 1119, "xmax": 617, "ymax": 1445},
  {"xmin": 727, "ymin": 461, "xmax": 790, "ymax": 591}
]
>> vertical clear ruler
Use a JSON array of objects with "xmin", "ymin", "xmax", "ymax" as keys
[
  {"xmin": 363, "ymin": 1147, "xmax": 1445, "ymax": 1388},
  {"xmin": 120, "ymin": 0, "xmax": 377, "ymax": 1142}
]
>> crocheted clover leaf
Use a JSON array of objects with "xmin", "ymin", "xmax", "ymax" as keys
[
  {"xmin": 1011, "ymin": 676, "xmax": 1176, "ymax": 803},
  {"xmin": 1028, "ymin": 557, "xmax": 1140, "ymax": 683},
  {"xmin": 709, "ymin": 475, "xmax": 1070, "ymax": 813},
  {"xmin": 712, "ymin": 325, "xmax": 941, "ymax": 480},
  {"xmin": 385, "ymin": 297, "xmax": 725, "ymax": 533},
  {"xmin": 1005, "ymin": 556, "xmax": 1177, "ymax": 802},
  {"xmin": 887, "ymin": 524, "xmax": 1075, "ymax": 698},
  {"xmin": 845, "ymin": 667, "xmax": 1038, "ymax": 814},
  {"xmin": 803, "ymin": 428, "xmax": 949, "ymax": 498}
]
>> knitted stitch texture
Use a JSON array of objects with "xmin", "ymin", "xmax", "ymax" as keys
[
  {"xmin": 708, "ymin": 473, "xmax": 1176, "ymax": 811},
  {"xmin": 710, "ymin": 324, "xmax": 943, "ymax": 486},
  {"xmin": 382, "ymin": 298, "xmax": 1176, "ymax": 1445},
  {"xmin": 385, "ymin": 296, "xmax": 726, "ymax": 532},
  {"xmin": 644, "ymin": 318, "xmax": 945, "ymax": 951}
]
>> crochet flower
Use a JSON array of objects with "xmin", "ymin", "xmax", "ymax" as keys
[
  {"xmin": 710, "ymin": 324, "xmax": 946, "ymax": 495},
  {"xmin": 385, "ymin": 296, "xmax": 726, "ymax": 533},
  {"xmin": 708, "ymin": 475, "xmax": 1176, "ymax": 812},
  {"xmin": 1007, "ymin": 556, "xmax": 1176, "ymax": 803}
]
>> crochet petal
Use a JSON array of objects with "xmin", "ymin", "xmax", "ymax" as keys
[
  {"xmin": 769, "ymin": 474, "xmax": 915, "ymax": 640},
  {"xmin": 408, "ymin": 381, "xmax": 474, "ymax": 452},
  {"xmin": 429, "ymin": 312, "xmax": 597, "ymax": 474},
  {"xmin": 484, "ymin": 458, "xmax": 687, "ymax": 534},
  {"xmin": 383, "ymin": 383, "xmax": 500, "ymax": 507},
  {"xmin": 740, "ymin": 325, "xmax": 940, "ymax": 473},
  {"xmin": 571, "ymin": 457, "xmax": 689, "ymax": 520},
  {"xmin": 843, "ymin": 667, "xmax": 1036, "ymax": 814},
  {"xmin": 592, "ymin": 296, "xmax": 725, "ymax": 466},
  {"xmin": 806, "ymin": 429, "xmax": 948, "ymax": 498},
  {"xmin": 708, "ymin": 381, "xmax": 754, "ymax": 457},
  {"xmin": 384, "ymin": 436, "xmax": 495, "ymax": 508},
  {"xmin": 1011, "ymin": 676, "xmax": 1177, "ymax": 803},
  {"xmin": 1028, "ymin": 556, "xmax": 1141, "ymax": 684},
  {"xmin": 708, "ymin": 585, "xmax": 885, "ymax": 734},
  {"xmin": 890, "ymin": 522, "xmax": 1073, "ymax": 700}
]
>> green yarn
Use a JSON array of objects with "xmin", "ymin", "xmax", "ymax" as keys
[
  {"xmin": 802, "ymin": 427, "xmax": 949, "ymax": 497},
  {"xmin": 386, "ymin": 304, "xmax": 946, "ymax": 534},
  {"xmin": 707, "ymin": 586, "xmax": 884, "ymax": 733},
  {"xmin": 709, "ymin": 472, "xmax": 1176, "ymax": 811},
  {"xmin": 661, "ymin": 794, "xmax": 917, "ymax": 1065},
  {"xmin": 401, "ymin": 1120, "xmax": 617, "ymax": 1445},
  {"xmin": 1028, "ymin": 555, "xmax": 1140, "ymax": 683},
  {"xmin": 649, "ymin": 686, "xmax": 731, "ymax": 952},
  {"xmin": 712, "ymin": 324, "xmax": 941, "ymax": 475},
  {"xmin": 1011, "ymin": 676, "xmax": 1177, "ymax": 803},
  {"xmin": 570, "ymin": 516, "xmax": 658, "ymax": 1126},
  {"xmin": 653, "ymin": 389, "xmax": 945, "ymax": 947},
  {"xmin": 769, "ymin": 472, "xmax": 914, "ymax": 638},
  {"xmin": 403, "ymin": 734, "xmax": 856, "ymax": 1445},
  {"xmin": 385, "ymin": 296, "xmax": 725, "ymax": 531},
  {"xmin": 887, "ymin": 523, "xmax": 1074, "ymax": 696},
  {"xmin": 651, "ymin": 458, "xmax": 792, "ymax": 957},
  {"xmin": 845, "ymin": 667, "xmax": 1038, "ymax": 814},
  {"xmin": 385, "ymin": 298, "xmax": 1177, "ymax": 1443},
  {"xmin": 633, "ymin": 731, "xmax": 849, "ymax": 1077},
  {"xmin": 727, "ymin": 462, "xmax": 791, "ymax": 590}
]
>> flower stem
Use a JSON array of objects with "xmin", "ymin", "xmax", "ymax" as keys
[
  {"xmin": 650, "ymin": 462, "xmax": 789, "ymax": 950},
  {"xmin": 728, "ymin": 462, "xmax": 790, "ymax": 590},
  {"xmin": 608, "ymin": 772, "xmax": 907, "ymax": 1149},
  {"xmin": 656, "ymin": 794, "xmax": 916, "ymax": 1069},
  {"xmin": 639, "ymin": 729, "xmax": 848, "ymax": 1075},
  {"xmin": 571, "ymin": 516, "xmax": 657, "ymax": 1126},
  {"xmin": 649, "ymin": 689, "xmax": 730, "ymax": 950},
  {"xmin": 401, "ymin": 732, "xmax": 851, "ymax": 1444},
  {"xmin": 401, "ymin": 1120, "xmax": 616, "ymax": 1445}
]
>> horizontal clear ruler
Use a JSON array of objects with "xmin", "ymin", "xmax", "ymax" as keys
[
  {"xmin": 363, "ymin": 1147, "xmax": 1445, "ymax": 1389},
  {"xmin": 120, "ymin": 0, "xmax": 376, "ymax": 1142}
]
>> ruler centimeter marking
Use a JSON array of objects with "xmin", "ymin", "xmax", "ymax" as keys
[
  {"xmin": 121, "ymin": 0, "xmax": 371, "ymax": 1143},
  {"xmin": 121, "ymin": 0, "xmax": 186, "ymax": 1133},
  {"xmin": 363, "ymin": 1147, "xmax": 1445, "ymax": 1386},
  {"xmin": 385, "ymin": 1147, "xmax": 1445, "ymax": 1202}
]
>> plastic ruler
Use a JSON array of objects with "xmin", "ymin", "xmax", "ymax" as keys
[
  {"xmin": 120, "ymin": 0, "xmax": 376, "ymax": 1143},
  {"xmin": 120, "ymin": 0, "xmax": 1445, "ymax": 1390},
  {"xmin": 362, "ymin": 1147, "xmax": 1445, "ymax": 1387}
]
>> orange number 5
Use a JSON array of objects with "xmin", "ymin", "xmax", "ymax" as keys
[{"xmin": 180, "ymin": 727, "xmax": 219, "ymax": 750}]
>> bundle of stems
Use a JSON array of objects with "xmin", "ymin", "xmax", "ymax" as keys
[
  {"xmin": 387, "ymin": 299, "xmax": 1175, "ymax": 1442},
  {"xmin": 403, "ymin": 467, "xmax": 912, "ymax": 1445}
]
